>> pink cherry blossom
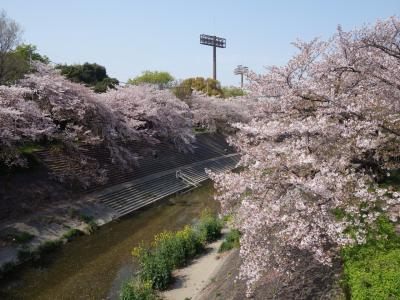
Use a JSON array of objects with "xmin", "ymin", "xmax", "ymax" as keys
[{"xmin": 211, "ymin": 17, "xmax": 400, "ymax": 296}]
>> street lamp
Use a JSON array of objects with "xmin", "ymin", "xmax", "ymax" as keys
[
  {"xmin": 234, "ymin": 65, "xmax": 248, "ymax": 89},
  {"xmin": 200, "ymin": 34, "xmax": 226, "ymax": 80}
]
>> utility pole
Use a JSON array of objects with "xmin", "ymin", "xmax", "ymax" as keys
[
  {"xmin": 200, "ymin": 34, "xmax": 226, "ymax": 81},
  {"xmin": 234, "ymin": 65, "xmax": 249, "ymax": 89}
]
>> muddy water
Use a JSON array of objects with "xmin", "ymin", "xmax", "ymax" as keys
[{"xmin": 0, "ymin": 182, "xmax": 218, "ymax": 300}]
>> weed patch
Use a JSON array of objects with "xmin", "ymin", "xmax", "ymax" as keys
[
  {"xmin": 123, "ymin": 210, "xmax": 223, "ymax": 298},
  {"xmin": 120, "ymin": 279, "xmax": 159, "ymax": 300},
  {"xmin": 218, "ymin": 229, "xmax": 241, "ymax": 253},
  {"xmin": 62, "ymin": 228, "xmax": 83, "ymax": 241},
  {"xmin": 342, "ymin": 216, "xmax": 400, "ymax": 299}
]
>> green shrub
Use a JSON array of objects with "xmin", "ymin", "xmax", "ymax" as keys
[
  {"xmin": 344, "ymin": 249, "xmax": 400, "ymax": 299},
  {"xmin": 17, "ymin": 247, "xmax": 35, "ymax": 262},
  {"xmin": 133, "ymin": 246, "xmax": 172, "ymax": 290},
  {"xmin": 130, "ymin": 210, "xmax": 222, "ymax": 292},
  {"xmin": 197, "ymin": 210, "xmax": 223, "ymax": 243},
  {"xmin": 342, "ymin": 216, "xmax": 400, "ymax": 299},
  {"xmin": 62, "ymin": 228, "xmax": 83, "ymax": 241},
  {"xmin": 219, "ymin": 229, "xmax": 241, "ymax": 253},
  {"xmin": 150, "ymin": 226, "xmax": 203, "ymax": 272},
  {"xmin": 80, "ymin": 214, "xmax": 98, "ymax": 234},
  {"xmin": 152, "ymin": 231, "xmax": 186, "ymax": 270},
  {"xmin": 176, "ymin": 225, "xmax": 204, "ymax": 258},
  {"xmin": 222, "ymin": 86, "xmax": 245, "ymax": 98},
  {"xmin": 13, "ymin": 231, "xmax": 35, "ymax": 244},
  {"xmin": 119, "ymin": 279, "xmax": 159, "ymax": 300},
  {"xmin": 37, "ymin": 239, "xmax": 62, "ymax": 254},
  {"xmin": 2, "ymin": 229, "xmax": 35, "ymax": 244}
]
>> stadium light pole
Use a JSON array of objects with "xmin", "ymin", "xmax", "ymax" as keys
[
  {"xmin": 234, "ymin": 65, "xmax": 249, "ymax": 89},
  {"xmin": 200, "ymin": 34, "xmax": 226, "ymax": 80}
]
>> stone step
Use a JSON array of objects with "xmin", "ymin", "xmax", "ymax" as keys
[{"xmin": 93, "ymin": 154, "xmax": 240, "ymax": 217}]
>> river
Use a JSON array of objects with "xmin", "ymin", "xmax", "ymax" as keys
[{"xmin": 0, "ymin": 182, "xmax": 218, "ymax": 300}]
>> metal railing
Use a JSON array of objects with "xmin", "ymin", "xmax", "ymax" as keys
[{"xmin": 176, "ymin": 170, "xmax": 199, "ymax": 187}]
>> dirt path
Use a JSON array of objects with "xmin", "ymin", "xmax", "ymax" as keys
[{"xmin": 162, "ymin": 232, "xmax": 234, "ymax": 300}]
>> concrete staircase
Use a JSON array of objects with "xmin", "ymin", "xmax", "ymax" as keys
[
  {"xmin": 91, "ymin": 153, "xmax": 240, "ymax": 217},
  {"xmin": 34, "ymin": 134, "xmax": 240, "ymax": 218}
]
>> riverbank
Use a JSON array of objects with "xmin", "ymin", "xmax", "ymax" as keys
[
  {"xmin": 162, "ymin": 228, "xmax": 234, "ymax": 300},
  {"xmin": 0, "ymin": 182, "xmax": 219, "ymax": 300},
  {"xmin": 0, "ymin": 193, "xmax": 118, "ymax": 275}
]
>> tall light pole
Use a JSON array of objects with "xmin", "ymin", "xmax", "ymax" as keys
[
  {"xmin": 200, "ymin": 34, "xmax": 226, "ymax": 80},
  {"xmin": 234, "ymin": 65, "xmax": 248, "ymax": 89}
]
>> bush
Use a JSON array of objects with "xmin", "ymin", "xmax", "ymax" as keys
[
  {"xmin": 120, "ymin": 279, "xmax": 158, "ymax": 300},
  {"xmin": 131, "ymin": 211, "xmax": 222, "ymax": 291},
  {"xmin": 342, "ymin": 216, "xmax": 400, "ymax": 299},
  {"xmin": 176, "ymin": 225, "xmax": 204, "ymax": 258},
  {"xmin": 133, "ymin": 246, "xmax": 173, "ymax": 290},
  {"xmin": 3, "ymin": 230, "xmax": 34, "ymax": 244},
  {"xmin": 62, "ymin": 228, "xmax": 83, "ymax": 241},
  {"xmin": 174, "ymin": 77, "xmax": 224, "ymax": 98},
  {"xmin": 17, "ymin": 247, "xmax": 35, "ymax": 262},
  {"xmin": 222, "ymin": 86, "xmax": 245, "ymax": 98},
  {"xmin": 219, "ymin": 229, "xmax": 241, "ymax": 253},
  {"xmin": 80, "ymin": 214, "xmax": 98, "ymax": 234},
  {"xmin": 344, "ymin": 249, "xmax": 400, "ymax": 299},
  {"xmin": 152, "ymin": 231, "xmax": 186, "ymax": 270},
  {"xmin": 197, "ymin": 210, "xmax": 223, "ymax": 243},
  {"xmin": 37, "ymin": 239, "xmax": 62, "ymax": 254}
]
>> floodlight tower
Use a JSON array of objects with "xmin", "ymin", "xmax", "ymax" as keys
[
  {"xmin": 234, "ymin": 65, "xmax": 248, "ymax": 89},
  {"xmin": 200, "ymin": 34, "xmax": 226, "ymax": 80}
]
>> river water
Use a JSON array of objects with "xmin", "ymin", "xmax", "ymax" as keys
[{"xmin": 0, "ymin": 182, "xmax": 218, "ymax": 300}]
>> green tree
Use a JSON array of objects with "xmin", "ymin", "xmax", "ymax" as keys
[
  {"xmin": 13, "ymin": 44, "xmax": 50, "ymax": 64},
  {"xmin": 173, "ymin": 77, "xmax": 224, "ymax": 99},
  {"xmin": 128, "ymin": 71, "xmax": 174, "ymax": 88},
  {"xmin": 0, "ymin": 10, "xmax": 23, "ymax": 84},
  {"xmin": 0, "ymin": 43, "xmax": 50, "ymax": 84},
  {"xmin": 56, "ymin": 62, "xmax": 119, "ymax": 93},
  {"xmin": 221, "ymin": 86, "xmax": 245, "ymax": 98}
]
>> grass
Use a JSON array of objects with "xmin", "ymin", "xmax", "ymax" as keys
[
  {"xmin": 13, "ymin": 231, "xmax": 35, "ymax": 244},
  {"xmin": 1, "ymin": 213, "xmax": 94, "ymax": 275},
  {"xmin": 197, "ymin": 210, "xmax": 223, "ymax": 244},
  {"xmin": 121, "ymin": 210, "xmax": 223, "ymax": 299},
  {"xmin": 80, "ymin": 214, "xmax": 98, "ymax": 234},
  {"xmin": 341, "ymin": 216, "xmax": 400, "ymax": 300},
  {"xmin": 332, "ymin": 169, "xmax": 400, "ymax": 299},
  {"xmin": 218, "ymin": 229, "xmax": 241, "ymax": 253},
  {"xmin": 17, "ymin": 247, "xmax": 36, "ymax": 262},
  {"xmin": 62, "ymin": 228, "xmax": 83, "ymax": 241},
  {"xmin": 37, "ymin": 239, "xmax": 62, "ymax": 254},
  {"xmin": 17, "ymin": 239, "xmax": 63, "ymax": 263},
  {"xmin": 120, "ymin": 279, "xmax": 159, "ymax": 300},
  {"xmin": 19, "ymin": 143, "xmax": 45, "ymax": 154},
  {"xmin": 1, "ymin": 229, "xmax": 35, "ymax": 245}
]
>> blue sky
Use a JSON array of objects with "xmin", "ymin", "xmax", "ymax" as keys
[{"xmin": 2, "ymin": 1, "xmax": 399, "ymax": 86}]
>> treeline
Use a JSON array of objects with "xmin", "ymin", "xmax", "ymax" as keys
[
  {"xmin": 0, "ymin": 10, "xmax": 251, "ymax": 188},
  {"xmin": 0, "ymin": 10, "xmax": 243, "ymax": 99}
]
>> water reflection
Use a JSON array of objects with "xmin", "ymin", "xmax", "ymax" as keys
[{"xmin": 0, "ymin": 182, "xmax": 218, "ymax": 300}]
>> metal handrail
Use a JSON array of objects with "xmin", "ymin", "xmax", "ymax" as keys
[{"xmin": 176, "ymin": 170, "xmax": 198, "ymax": 187}]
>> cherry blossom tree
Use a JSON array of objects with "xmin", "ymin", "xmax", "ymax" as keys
[
  {"xmin": 0, "ymin": 85, "xmax": 55, "ymax": 166},
  {"xmin": 99, "ymin": 84, "xmax": 194, "ymax": 153},
  {"xmin": 211, "ymin": 17, "xmax": 400, "ymax": 295},
  {"xmin": 0, "ymin": 63, "xmax": 196, "ymax": 185},
  {"xmin": 188, "ymin": 91, "xmax": 253, "ymax": 133}
]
